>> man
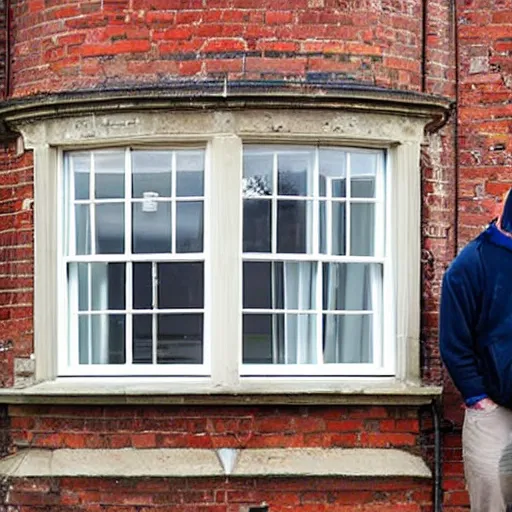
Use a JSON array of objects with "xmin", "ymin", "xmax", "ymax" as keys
[{"xmin": 440, "ymin": 189, "xmax": 512, "ymax": 511}]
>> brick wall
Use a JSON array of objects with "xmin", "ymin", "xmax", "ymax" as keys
[
  {"xmin": 6, "ymin": 477, "xmax": 432, "ymax": 511},
  {"xmin": 8, "ymin": 405, "xmax": 421, "ymax": 451},
  {"xmin": 0, "ymin": 143, "xmax": 33, "ymax": 390},
  {"xmin": 0, "ymin": 0, "xmax": 473, "ymax": 510},
  {"xmin": 10, "ymin": 0, "xmax": 427, "ymax": 96}
]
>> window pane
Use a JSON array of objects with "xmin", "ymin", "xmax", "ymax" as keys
[
  {"xmin": 132, "ymin": 201, "xmax": 172, "ymax": 254},
  {"xmin": 243, "ymin": 199, "xmax": 271, "ymax": 252},
  {"xmin": 176, "ymin": 202, "xmax": 203, "ymax": 253},
  {"xmin": 243, "ymin": 151, "xmax": 273, "ymax": 197},
  {"xmin": 91, "ymin": 263, "xmax": 125, "ymax": 311},
  {"xmin": 243, "ymin": 313, "xmax": 317, "ymax": 364},
  {"xmin": 319, "ymin": 149, "xmax": 346, "ymax": 198},
  {"xmin": 133, "ymin": 314, "xmax": 152, "ymax": 364},
  {"xmin": 133, "ymin": 263, "xmax": 152, "ymax": 310},
  {"xmin": 322, "ymin": 263, "xmax": 380, "ymax": 311},
  {"xmin": 350, "ymin": 203, "xmax": 375, "ymax": 256},
  {"xmin": 243, "ymin": 262, "xmax": 272, "ymax": 309},
  {"xmin": 77, "ymin": 263, "xmax": 88, "ymax": 311},
  {"xmin": 94, "ymin": 151, "xmax": 125, "ymax": 199},
  {"xmin": 158, "ymin": 262, "xmax": 203, "ymax": 309},
  {"xmin": 320, "ymin": 201, "xmax": 346, "ymax": 256},
  {"xmin": 157, "ymin": 314, "xmax": 203, "ymax": 364},
  {"xmin": 351, "ymin": 153, "xmax": 377, "ymax": 198},
  {"xmin": 277, "ymin": 200, "xmax": 313, "ymax": 254},
  {"xmin": 278, "ymin": 151, "xmax": 313, "ymax": 196},
  {"xmin": 75, "ymin": 204, "xmax": 91, "ymax": 255},
  {"xmin": 176, "ymin": 150, "xmax": 204, "ymax": 197},
  {"xmin": 70, "ymin": 152, "xmax": 90, "ymax": 200},
  {"xmin": 323, "ymin": 314, "xmax": 372, "ymax": 363},
  {"xmin": 96, "ymin": 204, "xmax": 125, "ymax": 254},
  {"xmin": 132, "ymin": 150, "xmax": 172, "ymax": 198},
  {"xmin": 78, "ymin": 314, "xmax": 126, "ymax": 364}
]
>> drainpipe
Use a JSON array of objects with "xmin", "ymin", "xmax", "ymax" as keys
[{"xmin": 432, "ymin": 399, "xmax": 443, "ymax": 512}]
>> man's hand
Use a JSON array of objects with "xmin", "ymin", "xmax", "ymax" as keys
[{"xmin": 470, "ymin": 397, "xmax": 498, "ymax": 410}]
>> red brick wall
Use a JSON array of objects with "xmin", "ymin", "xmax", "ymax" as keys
[
  {"xmin": 6, "ymin": 477, "xmax": 432, "ymax": 511},
  {"xmin": 8, "ymin": 405, "xmax": 421, "ymax": 451},
  {"xmin": 0, "ymin": 143, "xmax": 33, "ymax": 389},
  {"xmin": 10, "ymin": 0, "xmax": 428, "ymax": 97},
  {"xmin": 0, "ymin": 0, "xmax": 469, "ymax": 510}
]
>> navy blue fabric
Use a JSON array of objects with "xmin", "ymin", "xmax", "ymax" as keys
[
  {"xmin": 501, "ymin": 192, "xmax": 512, "ymax": 234},
  {"xmin": 440, "ymin": 222, "xmax": 512, "ymax": 407}
]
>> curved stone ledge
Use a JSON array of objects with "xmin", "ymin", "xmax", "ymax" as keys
[{"xmin": 0, "ymin": 448, "xmax": 431, "ymax": 479}]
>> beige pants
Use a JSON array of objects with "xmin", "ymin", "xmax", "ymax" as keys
[{"xmin": 463, "ymin": 405, "xmax": 512, "ymax": 511}]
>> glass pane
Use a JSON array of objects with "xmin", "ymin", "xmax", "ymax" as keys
[
  {"xmin": 243, "ymin": 313, "xmax": 317, "ymax": 364},
  {"xmin": 78, "ymin": 314, "xmax": 126, "ymax": 364},
  {"xmin": 322, "ymin": 263, "xmax": 381, "ymax": 311},
  {"xmin": 244, "ymin": 261, "xmax": 316, "ymax": 310},
  {"xmin": 243, "ymin": 262, "xmax": 272, "ymax": 309},
  {"xmin": 277, "ymin": 200, "xmax": 312, "ymax": 254},
  {"xmin": 243, "ymin": 150, "xmax": 273, "ymax": 197},
  {"xmin": 78, "ymin": 316, "xmax": 89, "ymax": 365},
  {"xmin": 176, "ymin": 150, "xmax": 204, "ymax": 197},
  {"xmin": 132, "ymin": 150, "xmax": 172, "ymax": 198},
  {"xmin": 176, "ymin": 202, "xmax": 203, "ymax": 253},
  {"xmin": 96, "ymin": 203, "xmax": 125, "ymax": 254},
  {"xmin": 132, "ymin": 151, "xmax": 172, "ymax": 197},
  {"xmin": 277, "ymin": 151, "xmax": 313, "ymax": 196},
  {"xmin": 133, "ymin": 263, "xmax": 152, "ymax": 310},
  {"xmin": 94, "ymin": 151, "xmax": 125, "ymax": 199},
  {"xmin": 70, "ymin": 152, "xmax": 90, "ymax": 200},
  {"xmin": 320, "ymin": 201, "xmax": 346, "ymax": 256},
  {"xmin": 157, "ymin": 314, "xmax": 203, "ymax": 364},
  {"xmin": 323, "ymin": 314, "xmax": 373, "ymax": 363},
  {"xmin": 350, "ymin": 203, "xmax": 375, "ymax": 256},
  {"xmin": 319, "ymin": 149, "xmax": 346, "ymax": 198},
  {"xmin": 75, "ymin": 204, "xmax": 91, "ymax": 255},
  {"xmin": 243, "ymin": 199, "xmax": 271, "ymax": 252},
  {"xmin": 77, "ymin": 263, "xmax": 88, "ymax": 311},
  {"xmin": 158, "ymin": 262, "xmax": 203, "ymax": 309},
  {"xmin": 132, "ymin": 201, "xmax": 172, "ymax": 254},
  {"xmin": 350, "ymin": 153, "xmax": 377, "ymax": 198},
  {"xmin": 90, "ymin": 263, "xmax": 125, "ymax": 311},
  {"xmin": 133, "ymin": 314, "xmax": 153, "ymax": 364}
]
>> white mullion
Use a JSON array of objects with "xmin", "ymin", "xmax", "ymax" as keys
[
  {"xmin": 64, "ymin": 253, "xmax": 205, "ymax": 263},
  {"xmin": 375, "ymin": 151, "xmax": 386, "ymax": 258},
  {"xmin": 152, "ymin": 261, "xmax": 158, "ymax": 365},
  {"xmin": 272, "ymin": 152, "xmax": 278, "ymax": 254},
  {"xmin": 125, "ymin": 148, "xmax": 133, "ymax": 366},
  {"xmin": 172, "ymin": 151, "xmax": 177, "ymax": 254},
  {"xmin": 271, "ymin": 261, "xmax": 278, "ymax": 364},
  {"xmin": 241, "ymin": 253, "xmax": 385, "ymax": 264},
  {"xmin": 90, "ymin": 153, "xmax": 96, "ymax": 255},
  {"xmin": 313, "ymin": 148, "xmax": 322, "ymax": 365},
  {"xmin": 345, "ymin": 152, "xmax": 351, "ymax": 256},
  {"xmin": 68, "ymin": 263, "xmax": 79, "ymax": 367},
  {"xmin": 80, "ymin": 308, "xmax": 204, "ymax": 315},
  {"xmin": 326, "ymin": 180, "xmax": 332, "ymax": 255}
]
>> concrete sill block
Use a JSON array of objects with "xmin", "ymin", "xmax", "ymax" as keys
[{"xmin": 0, "ymin": 448, "xmax": 431, "ymax": 479}]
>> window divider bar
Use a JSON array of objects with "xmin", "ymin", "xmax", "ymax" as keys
[
  {"xmin": 346, "ymin": 152, "xmax": 351, "ymax": 256},
  {"xmin": 152, "ymin": 261, "xmax": 158, "ymax": 365},
  {"xmin": 172, "ymin": 151, "xmax": 177, "ymax": 254},
  {"xmin": 90, "ymin": 153, "xmax": 96, "ymax": 255},
  {"xmin": 271, "ymin": 152, "xmax": 278, "ymax": 254},
  {"xmin": 125, "ymin": 148, "xmax": 133, "ymax": 365}
]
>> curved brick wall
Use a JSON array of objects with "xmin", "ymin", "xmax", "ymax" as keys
[{"xmin": 11, "ymin": 0, "xmax": 424, "ymax": 97}]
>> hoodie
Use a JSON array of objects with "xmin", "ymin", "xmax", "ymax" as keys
[{"xmin": 440, "ymin": 221, "xmax": 512, "ymax": 407}]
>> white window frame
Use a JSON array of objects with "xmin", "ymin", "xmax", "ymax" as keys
[
  {"xmin": 18, "ymin": 106, "xmax": 427, "ymax": 391},
  {"xmin": 240, "ymin": 145, "xmax": 394, "ymax": 376},
  {"xmin": 58, "ymin": 147, "xmax": 211, "ymax": 377}
]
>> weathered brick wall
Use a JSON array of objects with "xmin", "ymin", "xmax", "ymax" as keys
[
  {"xmin": 0, "ymin": 144, "xmax": 33, "ymax": 390},
  {"xmin": 10, "ymin": 0, "xmax": 427, "ymax": 96},
  {"xmin": 9, "ymin": 405, "xmax": 421, "ymax": 451},
  {"xmin": 6, "ymin": 477, "xmax": 432, "ymax": 511},
  {"xmin": 0, "ymin": 0, "xmax": 466, "ymax": 510}
]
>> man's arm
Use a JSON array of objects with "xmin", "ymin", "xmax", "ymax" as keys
[{"xmin": 439, "ymin": 257, "xmax": 488, "ymax": 404}]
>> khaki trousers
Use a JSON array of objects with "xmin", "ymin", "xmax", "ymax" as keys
[{"xmin": 463, "ymin": 405, "xmax": 512, "ymax": 511}]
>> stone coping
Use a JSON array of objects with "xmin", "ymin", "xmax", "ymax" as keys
[
  {"xmin": 0, "ymin": 448, "xmax": 431, "ymax": 479},
  {"xmin": 0, "ymin": 380, "xmax": 442, "ymax": 405},
  {"xmin": 0, "ymin": 80, "xmax": 452, "ymax": 132}
]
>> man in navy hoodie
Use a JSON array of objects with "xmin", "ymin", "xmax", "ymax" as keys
[{"xmin": 440, "ymin": 189, "xmax": 512, "ymax": 511}]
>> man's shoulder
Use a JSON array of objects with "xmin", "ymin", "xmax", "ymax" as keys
[{"xmin": 445, "ymin": 236, "xmax": 485, "ymax": 280}]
